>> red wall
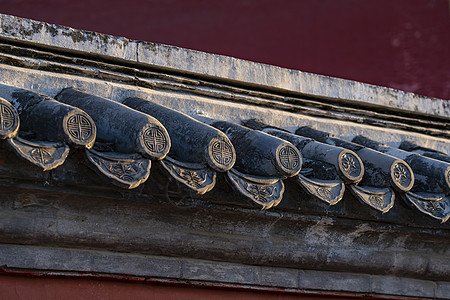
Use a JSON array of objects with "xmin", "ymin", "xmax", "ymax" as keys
[
  {"xmin": 0, "ymin": 274, "xmax": 366, "ymax": 300},
  {"xmin": 1, "ymin": 0, "xmax": 449, "ymax": 100}
]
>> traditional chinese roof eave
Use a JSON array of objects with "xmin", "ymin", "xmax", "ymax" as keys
[
  {"xmin": 0, "ymin": 14, "xmax": 450, "ymax": 299},
  {"xmin": 0, "ymin": 13, "xmax": 448, "ymax": 222},
  {"xmin": 0, "ymin": 82, "xmax": 449, "ymax": 222}
]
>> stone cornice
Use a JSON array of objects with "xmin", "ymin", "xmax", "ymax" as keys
[
  {"xmin": 0, "ymin": 13, "xmax": 449, "ymax": 119},
  {"xmin": 0, "ymin": 13, "xmax": 449, "ymax": 298}
]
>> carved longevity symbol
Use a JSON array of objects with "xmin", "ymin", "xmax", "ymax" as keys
[
  {"xmin": 30, "ymin": 148, "xmax": 53, "ymax": 164},
  {"xmin": 340, "ymin": 153, "xmax": 361, "ymax": 178},
  {"xmin": 210, "ymin": 138, "xmax": 234, "ymax": 167},
  {"xmin": 316, "ymin": 186, "xmax": 332, "ymax": 200},
  {"xmin": 0, "ymin": 103, "xmax": 16, "ymax": 131},
  {"xmin": 393, "ymin": 163, "xmax": 412, "ymax": 188},
  {"xmin": 66, "ymin": 114, "xmax": 94, "ymax": 142},
  {"xmin": 173, "ymin": 167, "xmax": 207, "ymax": 188},
  {"xmin": 369, "ymin": 195, "xmax": 385, "ymax": 208},
  {"xmin": 244, "ymin": 182, "xmax": 276, "ymax": 203},
  {"xmin": 278, "ymin": 145, "xmax": 300, "ymax": 170},
  {"xmin": 142, "ymin": 127, "xmax": 168, "ymax": 153}
]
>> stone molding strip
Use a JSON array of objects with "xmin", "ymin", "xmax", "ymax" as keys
[
  {"xmin": 0, "ymin": 42, "xmax": 447, "ymax": 139},
  {"xmin": 0, "ymin": 244, "xmax": 448, "ymax": 299},
  {"xmin": 0, "ymin": 14, "xmax": 448, "ymax": 119},
  {"xmin": 0, "ymin": 59, "xmax": 447, "ymax": 153},
  {"xmin": 0, "ymin": 245, "xmax": 450, "ymax": 299}
]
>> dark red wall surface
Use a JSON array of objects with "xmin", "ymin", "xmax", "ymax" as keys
[
  {"xmin": 0, "ymin": 274, "xmax": 382, "ymax": 300},
  {"xmin": 0, "ymin": 0, "xmax": 449, "ymax": 100}
]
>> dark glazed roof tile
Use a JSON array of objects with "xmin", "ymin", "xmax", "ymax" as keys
[
  {"xmin": 0, "ymin": 83, "xmax": 448, "ymax": 222},
  {"xmin": 353, "ymin": 136, "xmax": 450, "ymax": 195},
  {"xmin": 295, "ymin": 126, "xmax": 419, "ymax": 213},
  {"xmin": 196, "ymin": 117, "xmax": 302, "ymax": 209},
  {"xmin": 56, "ymin": 88, "xmax": 170, "ymax": 160},
  {"xmin": 199, "ymin": 118, "xmax": 302, "ymax": 178},
  {"xmin": 243, "ymin": 120, "xmax": 356, "ymax": 205},
  {"xmin": 0, "ymin": 84, "xmax": 96, "ymax": 170},
  {"xmin": 121, "ymin": 97, "xmax": 237, "ymax": 194},
  {"xmin": 352, "ymin": 135, "xmax": 450, "ymax": 222},
  {"xmin": 226, "ymin": 168, "xmax": 285, "ymax": 209},
  {"xmin": 399, "ymin": 141, "xmax": 450, "ymax": 164},
  {"xmin": 122, "ymin": 97, "xmax": 236, "ymax": 172},
  {"xmin": 0, "ymin": 84, "xmax": 96, "ymax": 148},
  {"xmin": 55, "ymin": 88, "xmax": 173, "ymax": 189}
]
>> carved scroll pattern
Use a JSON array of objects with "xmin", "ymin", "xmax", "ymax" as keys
[
  {"xmin": 340, "ymin": 153, "xmax": 362, "ymax": 178},
  {"xmin": 244, "ymin": 183, "xmax": 276, "ymax": 203},
  {"xmin": 142, "ymin": 126, "xmax": 168, "ymax": 154},
  {"xmin": 173, "ymin": 168, "xmax": 207, "ymax": 188},
  {"xmin": 296, "ymin": 174, "xmax": 345, "ymax": 205},
  {"xmin": 392, "ymin": 162, "xmax": 413, "ymax": 189},
  {"xmin": 86, "ymin": 150, "xmax": 151, "ymax": 189},
  {"xmin": 369, "ymin": 195, "xmax": 384, "ymax": 207},
  {"xmin": 91, "ymin": 157, "xmax": 144, "ymax": 182},
  {"xmin": 349, "ymin": 184, "xmax": 395, "ymax": 213},
  {"xmin": 160, "ymin": 158, "xmax": 216, "ymax": 194},
  {"xmin": 7, "ymin": 137, "xmax": 69, "ymax": 171},
  {"xmin": 30, "ymin": 148, "xmax": 53, "ymax": 165},
  {"xmin": 0, "ymin": 103, "xmax": 16, "ymax": 131},
  {"xmin": 419, "ymin": 200, "xmax": 447, "ymax": 217},
  {"xmin": 278, "ymin": 145, "xmax": 301, "ymax": 170},
  {"xmin": 210, "ymin": 137, "xmax": 235, "ymax": 168},
  {"xmin": 403, "ymin": 192, "xmax": 450, "ymax": 223},
  {"xmin": 316, "ymin": 187, "xmax": 332, "ymax": 200},
  {"xmin": 66, "ymin": 114, "xmax": 94, "ymax": 143},
  {"xmin": 227, "ymin": 170, "xmax": 284, "ymax": 209}
]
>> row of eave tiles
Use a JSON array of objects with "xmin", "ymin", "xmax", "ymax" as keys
[{"xmin": 0, "ymin": 85, "xmax": 449, "ymax": 222}]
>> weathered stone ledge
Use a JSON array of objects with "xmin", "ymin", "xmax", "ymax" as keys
[
  {"xmin": 1, "ymin": 13, "xmax": 448, "ymax": 118},
  {"xmin": 0, "ymin": 244, "xmax": 449, "ymax": 299}
]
